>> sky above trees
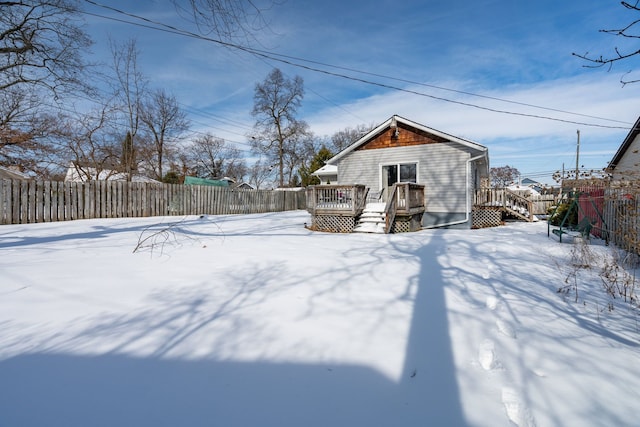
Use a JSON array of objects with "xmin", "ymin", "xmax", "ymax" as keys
[{"xmin": 77, "ymin": 0, "xmax": 640, "ymax": 184}]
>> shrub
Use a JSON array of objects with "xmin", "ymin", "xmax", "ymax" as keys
[{"xmin": 548, "ymin": 202, "xmax": 577, "ymax": 226}]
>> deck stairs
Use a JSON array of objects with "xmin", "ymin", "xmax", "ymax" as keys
[
  {"xmin": 353, "ymin": 202, "xmax": 387, "ymax": 233},
  {"xmin": 504, "ymin": 204, "xmax": 532, "ymax": 222}
]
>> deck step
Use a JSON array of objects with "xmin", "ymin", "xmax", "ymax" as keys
[
  {"xmin": 363, "ymin": 202, "xmax": 386, "ymax": 213},
  {"xmin": 354, "ymin": 202, "xmax": 386, "ymax": 233},
  {"xmin": 353, "ymin": 222, "xmax": 386, "ymax": 233}
]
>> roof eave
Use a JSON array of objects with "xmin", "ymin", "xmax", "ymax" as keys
[
  {"xmin": 326, "ymin": 114, "xmax": 487, "ymax": 164},
  {"xmin": 608, "ymin": 115, "xmax": 640, "ymax": 171}
]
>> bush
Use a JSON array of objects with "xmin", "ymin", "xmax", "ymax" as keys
[
  {"xmin": 162, "ymin": 171, "xmax": 181, "ymax": 184},
  {"xmin": 548, "ymin": 202, "xmax": 577, "ymax": 226}
]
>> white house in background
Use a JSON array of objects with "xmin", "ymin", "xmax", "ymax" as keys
[
  {"xmin": 607, "ymin": 115, "xmax": 640, "ymax": 181},
  {"xmin": 0, "ymin": 166, "xmax": 29, "ymax": 180},
  {"xmin": 313, "ymin": 115, "xmax": 489, "ymax": 229},
  {"xmin": 520, "ymin": 178, "xmax": 544, "ymax": 193},
  {"xmin": 64, "ymin": 163, "xmax": 161, "ymax": 183},
  {"xmin": 312, "ymin": 164, "xmax": 338, "ymax": 184},
  {"xmin": 232, "ymin": 182, "xmax": 255, "ymax": 190},
  {"xmin": 508, "ymin": 183, "xmax": 541, "ymax": 196}
]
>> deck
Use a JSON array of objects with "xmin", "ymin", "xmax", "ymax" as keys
[
  {"xmin": 305, "ymin": 183, "xmax": 425, "ymax": 233},
  {"xmin": 305, "ymin": 184, "xmax": 368, "ymax": 217},
  {"xmin": 473, "ymin": 188, "xmax": 536, "ymax": 223}
]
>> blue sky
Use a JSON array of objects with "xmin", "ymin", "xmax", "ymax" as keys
[{"xmin": 79, "ymin": 0, "xmax": 640, "ymax": 184}]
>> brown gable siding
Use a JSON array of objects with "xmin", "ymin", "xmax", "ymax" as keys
[{"xmin": 356, "ymin": 124, "xmax": 448, "ymax": 151}]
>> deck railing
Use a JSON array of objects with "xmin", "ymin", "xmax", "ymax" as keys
[
  {"xmin": 305, "ymin": 184, "xmax": 367, "ymax": 216},
  {"xmin": 407, "ymin": 183, "xmax": 426, "ymax": 211},
  {"xmin": 385, "ymin": 183, "xmax": 426, "ymax": 233},
  {"xmin": 392, "ymin": 183, "xmax": 425, "ymax": 213},
  {"xmin": 474, "ymin": 188, "xmax": 534, "ymax": 221}
]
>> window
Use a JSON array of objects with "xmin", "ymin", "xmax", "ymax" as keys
[
  {"xmin": 383, "ymin": 163, "xmax": 417, "ymax": 187},
  {"xmin": 399, "ymin": 163, "xmax": 417, "ymax": 183}
]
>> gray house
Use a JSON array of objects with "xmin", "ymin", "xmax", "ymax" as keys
[{"xmin": 312, "ymin": 115, "xmax": 489, "ymax": 230}]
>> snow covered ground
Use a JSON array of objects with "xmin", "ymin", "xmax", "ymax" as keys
[{"xmin": 1, "ymin": 211, "xmax": 638, "ymax": 427}]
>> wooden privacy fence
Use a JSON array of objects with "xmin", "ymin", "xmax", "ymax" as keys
[
  {"xmin": 0, "ymin": 179, "xmax": 306, "ymax": 225},
  {"xmin": 601, "ymin": 188, "xmax": 640, "ymax": 253},
  {"xmin": 562, "ymin": 182, "xmax": 640, "ymax": 253},
  {"xmin": 529, "ymin": 194, "xmax": 557, "ymax": 215}
]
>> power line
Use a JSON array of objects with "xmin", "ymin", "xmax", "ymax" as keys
[
  {"xmin": 80, "ymin": 0, "xmax": 634, "ymax": 131},
  {"xmin": 39, "ymin": 93, "xmax": 255, "ymax": 153}
]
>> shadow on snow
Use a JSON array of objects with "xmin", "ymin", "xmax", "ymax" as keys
[{"xmin": 0, "ymin": 231, "xmax": 468, "ymax": 426}]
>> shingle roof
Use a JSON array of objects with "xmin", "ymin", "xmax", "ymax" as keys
[{"xmin": 0, "ymin": 166, "xmax": 29, "ymax": 180}]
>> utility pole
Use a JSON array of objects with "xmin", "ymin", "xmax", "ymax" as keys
[
  {"xmin": 560, "ymin": 163, "xmax": 565, "ymax": 199},
  {"xmin": 575, "ymin": 130, "xmax": 580, "ymax": 180}
]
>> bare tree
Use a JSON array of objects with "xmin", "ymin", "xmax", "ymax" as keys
[
  {"xmin": 56, "ymin": 104, "xmax": 122, "ymax": 181},
  {"xmin": 110, "ymin": 38, "xmax": 147, "ymax": 180},
  {"xmin": 171, "ymin": 0, "xmax": 278, "ymax": 42},
  {"xmin": 139, "ymin": 89, "xmax": 190, "ymax": 181},
  {"xmin": 282, "ymin": 131, "xmax": 316, "ymax": 186},
  {"xmin": 0, "ymin": 1, "xmax": 91, "ymax": 94},
  {"xmin": 247, "ymin": 158, "xmax": 274, "ymax": 190},
  {"xmin": 251, "ymin": 68, "xmax": 309, "ymax": 187},
  {"xmin": 0, "ymin": 1, "xmax": 91, "ymax": 175},
  {"xmin": 330, "ymin": 123, "xmax": 375, "ymax": 153},
  {"xmin": 0, "ymin": 89, "xmax": 63, "ymax": 175},
  {"xmin": 573, "ymin": 1, "xmax": 640, "ymax": 84},
  {"xmin": 186, "ymin": 133, "xmax": 246, "ymax": 181},
  {"xmin": 490, "ymin": 165, "xmax": 520, "ymax": 188},
  {"xmin": 0, "ymin": 90, "xmax": 37, "ymax": 164}
]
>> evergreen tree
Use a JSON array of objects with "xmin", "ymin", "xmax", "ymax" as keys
[{"xmin": 299, "ymin": 146, "xmax": 333, "ymax": 186}]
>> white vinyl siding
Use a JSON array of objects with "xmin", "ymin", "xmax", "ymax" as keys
[
  {"xmin": 612, "ymin": 133, "xmax": 640, "ymax": 181},
  {"xmin": 336, "ymin": 142, "xmax": 472, "ymax": 213}
]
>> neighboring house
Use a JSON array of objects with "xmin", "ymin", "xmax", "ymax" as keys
[
  {"xmin": 232, "ymin": 182, "xmax": 255, "ymax": 190},
  {"xmin": 607, "ymin": 115, "xmax": 640, "ymax": 181},
  {"xmin": 184, "ymin": 176, "xmax": 255, "ymax": 189},
  {"xmin": 520, "ymin": 178, "xmax": 543, "ymax": 193},
  {"xmin": 314, "ymin": 115, "xmax": 489, "ymax": 228},
  {"xmin": 64, "ymin": 163, "xmax": 160, "ymax": 183},
  {"xmin": 313, "ymin": 164, "xmax": 337, "ymax": 184},
  {"xmin": 508, "ymin": 184, "xmax": 540, "ymax": 196},
  {"xmin": 0, "ymin": 166, "xmax": 29, "ymax": 180}
]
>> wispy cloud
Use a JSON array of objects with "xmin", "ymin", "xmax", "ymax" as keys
[{"xmin": 79, "ymin": 0, "xmax": 640, "ymax": 182}]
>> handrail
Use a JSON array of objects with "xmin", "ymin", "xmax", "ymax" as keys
[
  {"xmin": 384, "ymin": 183, "xmax": 399, "ymax": 234},
  {"xmin": 384, "ymin": 182, "xmax": 425, "ymax": 233},
  {"xmin": 474, "ymin": 188, "xmax": 534, "ymax": 221},
  {"xmin": 357, "ymin": 187, "xmax": 370, "ymax": 212},
  {"xmin": 504, "ymin": 189, "xmax": 533, "ymax": 221}
]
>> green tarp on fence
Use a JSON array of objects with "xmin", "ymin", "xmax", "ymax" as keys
[{"xmin": 184, "ymin": 176, "xmax": 229, "ymax": 187}]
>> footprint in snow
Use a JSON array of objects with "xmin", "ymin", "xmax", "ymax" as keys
[
  {"xmin": 532, "ymin": 369, "xmax": 546, "ymax": 378},
  {"xmin": 496, "ymin": 318, "xmax": 517, "ymax": 339},
  {"xmin": 481, "ymin": 263, "xmax": 496, "ymax": 280},
  {"xmin": 501, "ymin": 387, "xmax": 536, "ymax": 427},
  {"xmin": 478, "ymin": 339, "xmax": 500, "ymax": 371},
  {"xmin": 486, "ymin": 295, "xmax": 499, "ymax": 311}
]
